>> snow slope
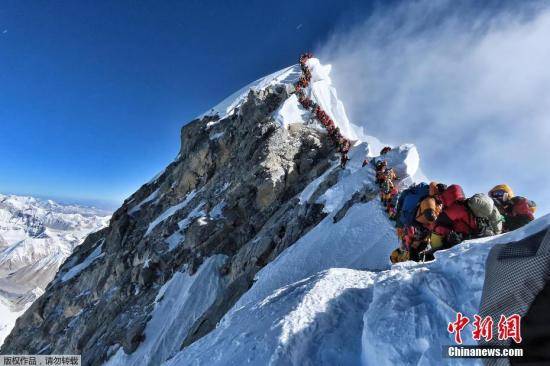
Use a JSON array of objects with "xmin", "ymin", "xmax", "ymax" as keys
[
  {"xmin": 199, "ymin": 65, "xmax": 301, "ymax": 121},
  {"xmin": 0, "ymin": 194, "xmax": 110, "ymax": 345},
  {"xmin": 163, "ymin": 215, "xmax": 550, "ymax": 366}
]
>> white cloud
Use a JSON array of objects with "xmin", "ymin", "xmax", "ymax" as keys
[{"xmin": 317, "ymin": 0, "xmax": 550, "ymax": 214}]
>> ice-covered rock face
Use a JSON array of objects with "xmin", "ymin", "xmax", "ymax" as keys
[
  {"xmin": 0, "ymin": 195, "xmax": 110, "ymax": 345},
  {"xmin": 1, "ymin": 78, "xmax": 343, "ymax": 364}
]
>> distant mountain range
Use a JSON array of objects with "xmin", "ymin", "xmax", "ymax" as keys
[{"xmin": 0, "ymin": 193, "xmax": 110, "ymax": 344}]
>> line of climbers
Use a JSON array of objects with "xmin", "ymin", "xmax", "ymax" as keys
[
  {"xmin": 294, "ymin": 53, "xmax": 352, "ymax": 168},
  {"xmin": 368, "ymin": 147, "xmax": 537, "ymax": 264}
]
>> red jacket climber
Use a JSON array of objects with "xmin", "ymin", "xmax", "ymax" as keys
[{"xmin": 433, "ymin": 185, "xmax": 478, "ymax": 245}]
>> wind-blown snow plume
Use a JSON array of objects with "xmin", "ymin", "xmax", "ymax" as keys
[{"xmin": 318, "ymin": 0, "xmax": 550, "ymax": 214}]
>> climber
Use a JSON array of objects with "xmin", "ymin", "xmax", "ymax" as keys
[
  {"xmin": 387, "ymin": 194, "xmax": 399, "ymax": 220},
  {"xmin": 342, "ymin": 139, "xmax": 351, "ymax": 154},
  {"xmin": 340, "ymin": 153, "xmax": 350, "ymax": 168},
  {"xmin": 432, "ymin": 184, "xmax": 478, "ymax": 248},
  {"xmin": 380, "ymin": 176, "xmax": 397, "ymax": 207},
  {"xmin": 389, "ymin": 182, "xmax": 432, "ymax": 264},
  {"xmin": 489, "ymin": 184, "xmax": 536, "ymax": 232},
  {"xmin": 466, "ymin": 193, "xmax": 504, "ymax": 237},
  {"xmin": 429, "ymin": 182, "xmax": 447, "ymax": 198},
  {"xmin": 395, "ymin": 182, "xmax": 430, "ymax": 229},
  {"xmin": 375, "ymin": 161, "xmax": 388, "ymax": 184},
  {"xmin": 414, "ymin": 194, "xmax": 443, "ymax": 230},
  {"xmin": 362, "ymin": 157, "xmax": 369, "ymax": 167},
  {"xmin": 392, "ymin": 183, "xmax": 445, "ymax": 262},
  {"xmin": 376, "ymin": 167, "xmax": 395, "ymax": 187},
  {"xmin": 401, "ymin": 224, "xmax": 432, "ymax": 262},
  {"xmin": 380, "ymin": 146, "xmax": 392, "ymax": 155}
]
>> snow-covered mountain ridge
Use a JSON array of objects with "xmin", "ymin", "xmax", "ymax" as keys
[
  {"xmin": 2, "ymin": 58, "xmax": 547, "ymax": 366},
  {"xmin": 0, "ymin": 194, "xmax": 110, "ymax": 345}
]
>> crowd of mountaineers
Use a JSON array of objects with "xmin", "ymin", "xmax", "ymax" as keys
[
  {"xmin": 294, "ymin": 53, "xmax": 352, "ymax": 168},
  {"xmin": 369, "ymin": 148, "xmax": 537, "ymax": 263},
  {"xmin": 292, "ymin": 53, "xmax": 537, "ymax": 264}
]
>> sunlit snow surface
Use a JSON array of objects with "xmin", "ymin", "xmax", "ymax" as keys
[{"xmin": 199, "ymin": 65, "xmax": 301, "ymax": 121}]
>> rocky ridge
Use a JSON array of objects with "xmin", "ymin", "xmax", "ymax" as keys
[{"xmin": 1, "ymin": 70, "xmax": 350, "ymax": 365}]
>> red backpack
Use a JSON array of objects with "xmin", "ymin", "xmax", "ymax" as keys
[
  {"xmin": 444, "ymin": 203, "xmax": 478, "ymax": 235},
  {"xmin": 440, "ymin": 185, "xmax": 465, "ymax": 207},
  {"xmin": 436, "ymin": 184, "xmax": 477, "ymax": 237},
  {"xmin": 510, "ymin": 197, "xmax": 536, "ymax": 220}
]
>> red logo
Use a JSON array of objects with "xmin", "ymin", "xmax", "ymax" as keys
[
  {"xmin": 448, "ymin": 313, "xmax": 522, "ymax": 344},
  {"xmin": 472, "ymin": 315, "xmax": 493, "ymax": 341},
  {"xmin": 497, "ymin": 314, "xmax": 522, "ymax": 344},
  {"xmin": 448, "ymin": 312, "xmax": 470, "ymax": 344}
]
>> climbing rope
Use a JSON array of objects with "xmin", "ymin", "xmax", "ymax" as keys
[{"xmin": 294, "ymin": 53, "xmax": 352, "ymax": 165}]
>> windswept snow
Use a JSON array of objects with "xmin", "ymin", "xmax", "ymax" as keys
[
  {"xmin": 305, "ymin": 58, "xmax": 360, "ymax": 141},
  {"xmin": 273, "ymin": 94, "xmax": 311, "ymax": 128},
  {"xmin": 165, "ymin": 202, "xmax": 206, "ymax": 251},
  {"xmin": 298, "ymin": 163, "xmax": 338, "ymax": 204},
  {"xmin": 199, "ymin": 65, "xmax": 301, "ymax": 121},
  {"xmin": 104, "ymin": 255, "xmax": 228, "ymax": 366},
  {"xmin": 145, "ymin": 190, "xmax": 198, "ymax": 236},
  {"xmin": 61, "ymin": 241, "xmax": 104, "ymax": 283},
  {"xmin": 128, "ymin": 188, "xmax": 161, "ymax": 215}
]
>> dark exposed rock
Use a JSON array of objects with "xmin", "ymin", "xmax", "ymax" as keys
[{"xmin": 1, "ymin": 84, "xmax": 341, "ymax": 365}]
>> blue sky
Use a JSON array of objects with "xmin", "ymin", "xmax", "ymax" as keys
[
  {"xmin": 1, "ymin": 0, "xmax": 548, "ymax": 214},
  {"xmin": 0, "ymin": 0, "xmax": 377, "ymax": 209}
]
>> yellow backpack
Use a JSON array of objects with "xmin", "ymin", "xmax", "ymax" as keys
[
  {"xmin": 430, "ymin": 233, "xmax": 444, "ymax": 250},
  {"xmin": 390, "ymin": 248, "xmax": 410, "ymax": 264}
]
